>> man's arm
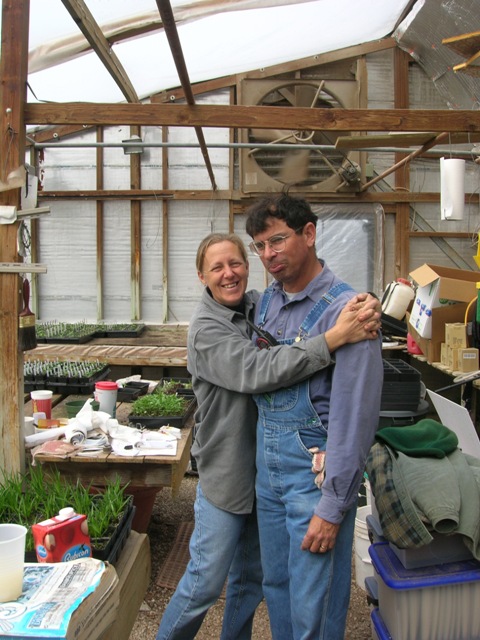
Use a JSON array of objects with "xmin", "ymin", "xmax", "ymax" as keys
[{"xmin": 301, "ymin": 334, "xmax": 383, "ymax": 554}]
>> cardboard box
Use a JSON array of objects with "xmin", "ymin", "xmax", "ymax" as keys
[
  {"xmin": 446, "ymin": 345, "xmax": 459, "ymax": 371},
  {"xmin": 440, "ymin": 343, "xmax": 447, "ymax": 365},
  {"xmin": 33, "ymin": 508, "xmax": 92, "ymax": 563},
  {"xmin": 409, "ymin": 264, "xmax": 479, "ymax": 339},
  {"xmin": 445, "ymin": 322, "xmax": 468, "ymax": 348},
  {"xmin": 407, "ymin": 304, "xmax": 468, "ymax": 363},
  {"xmin": 458, "ymin": 348, "xmax": 479, "ymax": 373}
]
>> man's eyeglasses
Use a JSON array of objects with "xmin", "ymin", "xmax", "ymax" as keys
[{"xmin": 249, "ymin": 227, "xmax": 304, "ymax": 257}]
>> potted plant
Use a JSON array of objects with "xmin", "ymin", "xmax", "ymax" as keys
[
  {"xmin": 128, "ymin": 388, "xmax": 195, "ymax": 428},
  {"xmin": 0, "ymin": 466, "xmax": 134, "ymax": 564}
]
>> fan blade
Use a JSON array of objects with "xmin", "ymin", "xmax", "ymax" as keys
[
  {"xmin": 250, "ymin": 128, "xmax": 298, "ymax": 143},
  {"xmin": 278, "ymin": 149, "xmax": 311, "ymax": 184}
]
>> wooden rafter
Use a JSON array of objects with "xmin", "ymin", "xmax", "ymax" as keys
[
  {"xmin": 61, "ymin": 0, "xmax": 139, "ymax": 102},
  {"xmin": 155, "ymin": 0, "xmax": 217, "ymax": 191}
]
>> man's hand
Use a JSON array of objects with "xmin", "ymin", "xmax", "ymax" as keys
[{"xmin": 300, "ymin": 514, "xmax": 340, "ymax": 554}]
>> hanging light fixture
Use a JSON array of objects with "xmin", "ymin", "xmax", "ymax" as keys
[{"xmin": 122, "ymin": 135, "xmax": 143, "ymax": 155}]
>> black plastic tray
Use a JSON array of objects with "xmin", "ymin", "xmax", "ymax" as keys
[
  {"xmin": 94, "ymin": 324, "xmax": 145, "ymax": 338},
  {"xmin": 158, "ymin": 377, "xmax": 194, "ymax": 397},
  {"xmin": 128, "ymin": 397, "xmax": 196, "ymax": 429},
  {"xmin": 24, "ymin": 365, "xmax": 110, "ymax": 395},
  {"xmin": 92, "ymin": 501, "xmax": 135, "ymax": 565},
  {"xmin": 117, "ymin": 381, "xmax": 150, "ymax": 402},
  {"xmin": 43, "ymin": 333, "xmax": 96, "ymax": 344}
]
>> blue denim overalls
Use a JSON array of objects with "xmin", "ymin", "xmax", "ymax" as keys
[{"xmin": 253, "ymin": 282, "xmax": 358, "ymax": 640}]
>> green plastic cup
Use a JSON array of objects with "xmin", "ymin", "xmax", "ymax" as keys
[{"xmin": 65, "ymin": 399, "xmax": 100, "ymax": 419}]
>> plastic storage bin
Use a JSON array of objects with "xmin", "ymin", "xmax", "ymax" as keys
[
  {"xmin": 369, "ymin": 542, "xmax": 480, "ymax": 640},
  {"xmin": 366, "ymin": 514, "xmax": 472, "ymax": 569},
  {"xmin": 389, "ymin": 532, "xmax": 473, "ymax": 569},
  {"xmin": 371, "ymin": 608, "xmax": 393, "ymax": 640}
]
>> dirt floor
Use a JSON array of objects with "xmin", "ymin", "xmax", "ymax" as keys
[{"xmin": 128, "ymin": 475, "xmax": 373, "ymax": 640}]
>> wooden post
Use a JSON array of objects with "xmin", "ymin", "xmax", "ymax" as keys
[{"xmin": 0, "ymin": 0, "xmax": 30, "ymax": 474}]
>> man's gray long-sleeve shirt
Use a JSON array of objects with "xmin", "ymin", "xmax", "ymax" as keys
[{"xmin": 188, "ymin": 287, "xmax": 333, "ymax": 514}]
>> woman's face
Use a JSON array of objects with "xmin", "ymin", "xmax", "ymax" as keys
[{"xmin": 198, "ymin": 241, "xmax": 249, "ymax": 307}]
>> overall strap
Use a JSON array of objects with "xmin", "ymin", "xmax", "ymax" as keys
[
  {"xmin": 257, "ymin": 281, "xmax": 353, "ymax": 339},
  {"xmin": 298, "ymin": 282, "xmax": 353, "ymax": 338},
  {"xmin": 257, "ymin": 285, "xmax": 275, "ymax": 327}
]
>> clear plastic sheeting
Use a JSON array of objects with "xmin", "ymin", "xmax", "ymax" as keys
[
  {"xmin": 313, "ymin": 204, "xmax": 384, "ymax": 296},
  {"xmin": 19, "ymin": 0, "xmax": 412, "ymax": 103}
]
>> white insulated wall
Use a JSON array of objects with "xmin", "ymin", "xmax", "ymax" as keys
[{"xmin": 33, "ymin": 91, "xmax": 268, "ymax": 323}]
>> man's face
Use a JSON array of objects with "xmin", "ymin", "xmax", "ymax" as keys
[
  {"xmin": 252, "ymin": 218, "xmax": 315, "ymax": 290},
  {"xmin": 198, "ymin": 241, "xmax": 249, "ymax": 307}
]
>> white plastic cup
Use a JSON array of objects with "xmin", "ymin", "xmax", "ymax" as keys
[
  {"xmin": 0, "ymin": 524, "xmax": 27, "ymax": 602},
  {"xmin": 30, "ymin": 390, "xmax": 53, "ymax": 419},
  {"xmin": 94, "ymin": 381, "xmax": 118, "ymax": 417}
]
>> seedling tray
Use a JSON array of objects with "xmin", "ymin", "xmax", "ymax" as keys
[
  {"xmin": 128, "ymin": 397, "xmax": 196, "ymax": 429},
  {"xmin": 35, "ymin": 323, "xmax": 97, "ymax": 344},
  {"xmin": 25, "ymin": 500, "xmax": 135, "ymax": 565},
  {"xmin": 92, "ymin": 500, "xmax": 135, "ymax": 565},
  {"xmin": 24, "ymin": 365, "xmax": 110, "ymax": 395},
  {"xmin": 158, "ymin": 377, "xmax": 195, "ymax": 397},
  {"xmin": 43, "ymin": 333, "xmax": 95, "ymax": 344},
  {"xmin": 94, "ymin": 323, "xmax": 145, "ymax": 338},
  {"xmin": 117, "ymin": 381, "xmax": 150, "ymax": 402}
]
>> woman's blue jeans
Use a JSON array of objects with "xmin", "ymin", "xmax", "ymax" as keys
[{"xmin": 156, "ymin": 482, "xmax": 264, "ymax": 640}]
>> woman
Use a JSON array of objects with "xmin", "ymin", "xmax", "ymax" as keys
[{"xmin": 156, "ymin": 233, "xmax": 380, "ymax": 640}]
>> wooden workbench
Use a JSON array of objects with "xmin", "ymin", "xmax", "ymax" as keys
[{"xmin": 30, "ymin": 394, "xmax": 194, "ymax": 532}]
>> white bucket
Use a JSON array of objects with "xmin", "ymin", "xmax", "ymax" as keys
[{"xmin": 354, "ymin": 505, "xmax": 373, "ymax": 591}]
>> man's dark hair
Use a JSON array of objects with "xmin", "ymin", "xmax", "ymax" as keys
[{"xmin": 245, "ymin": 194, "xmax": 318, "ymax": 237}]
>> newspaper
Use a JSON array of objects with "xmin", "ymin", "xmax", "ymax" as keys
[{"xmin": 0, "ymin": 558, "xmax": 117, "ymax": 639}]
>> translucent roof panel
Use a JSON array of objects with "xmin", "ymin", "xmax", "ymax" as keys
[{"xmin": 4, "ymin": 0, "xmax": 412, "ymax": 103}]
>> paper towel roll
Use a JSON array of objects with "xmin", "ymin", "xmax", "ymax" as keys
[
  {"xmin": 0, "ymin": 205, "xmax": 17, "ymax": 224},
  {"xmin": 440, "ymin": 157, "xmax": 465, "ymax": 221}
]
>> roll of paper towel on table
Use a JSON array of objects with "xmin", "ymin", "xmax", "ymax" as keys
[{"xmin": 440, "ymin": 157, "xmax": 465, "ymax": 221}]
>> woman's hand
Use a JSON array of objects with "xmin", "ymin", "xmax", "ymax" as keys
[{"xmin": 325, "ymin": 292, "xmax": 381, "ymax": 352}]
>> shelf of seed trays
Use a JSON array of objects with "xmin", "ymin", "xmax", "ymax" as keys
[
  {"xmin": 36, "ymin": 321, "xmax": 146, "ymax": 343},
  {"xmin": 24, "ymin": 359, "xmax": 110, "ymax": 394}
]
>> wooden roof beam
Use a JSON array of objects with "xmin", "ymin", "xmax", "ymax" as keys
[
  {"xmin": 24, "ymin": 103, "xmax": 480, "ymax": 133},
  {"xmin": 61, "ymin": 0, "xmax": 139, "ymax": 103},
  {"xmin": 154, "ymin": 0, "xmax": 217, "ymax": 191}
]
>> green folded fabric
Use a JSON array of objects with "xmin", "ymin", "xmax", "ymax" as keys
[{"xmin": 375, "ymin": 418, "xmax": 459, "ymax": 458}]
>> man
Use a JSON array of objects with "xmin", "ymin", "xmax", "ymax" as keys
[
  {"xmin": 246, "ymin": 195, "xmax": 383, "ymax": 640},
  {"xmin": 156, "ymin": 232, "xmax": 381, "ymax": 640}
]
